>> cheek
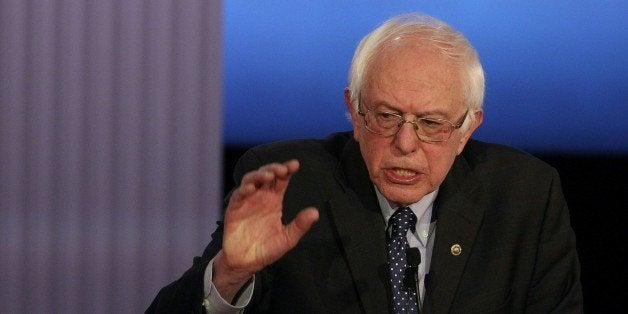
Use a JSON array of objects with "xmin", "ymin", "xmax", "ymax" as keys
[
  {"xmin": 358, "ymin": 137, "xmax": 386, "ymax": 173},
  {"xmin": 424, "ymin": 145, "xmax": 459, "ymax": 180},
  {"xmin": 349, "ymin": 110, "xmax": 367, "ymax": 142},
  {"xmin": 359, "ymin": 138, "xmax": 375, "ymax": 163},
  {"xmin": 353, "ymin": 124, "xmax": 362, "ymax": 142}
]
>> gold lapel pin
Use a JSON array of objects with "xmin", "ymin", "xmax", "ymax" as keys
[{"xmin": 450, "ymin": 244, "xmax": 462, "ymax": 256}]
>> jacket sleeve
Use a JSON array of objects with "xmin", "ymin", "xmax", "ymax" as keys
[
  {"xmin": 525, "ymin": 170, "xmax": 583, "ymax": 312},
  {"xmin": 145, "ymin": 222, "xmax": 225, "ymax": 314}
]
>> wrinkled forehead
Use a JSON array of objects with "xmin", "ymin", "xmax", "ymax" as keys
[
  {"xmin": 360, "ymin": 41, "xmax": 467, "ymax": 114},
  {"xmin": 365, "ymin": 41, "xmax": 465, "ymax": 92}
]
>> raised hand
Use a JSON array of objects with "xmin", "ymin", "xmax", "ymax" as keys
[{"xmin": 212, "ymin": 159, "xmax": 319, "ymax": 302}]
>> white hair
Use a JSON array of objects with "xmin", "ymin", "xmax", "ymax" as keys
[{"xmin": 347, "ymin": 13, "xmax": 485, "ymax": 130}]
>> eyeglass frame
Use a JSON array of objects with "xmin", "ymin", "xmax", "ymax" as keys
[{"xmin": 356, "ymin": 100, "xmax": 469, "ymax": 143}]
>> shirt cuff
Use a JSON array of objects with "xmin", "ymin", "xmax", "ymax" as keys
[{"xmin": 202, "ymin": 256, "xmax": 255, "ymax": 313}]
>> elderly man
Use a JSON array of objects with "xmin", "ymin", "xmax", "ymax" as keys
[{"xmin": 148, "ymin": 13, "xmax": 582, "ymax": 313}]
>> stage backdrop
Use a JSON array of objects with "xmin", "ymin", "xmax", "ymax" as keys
[
  {"xmin": 0, "ymin": 0, "xmax": 222, "ymax": 313},
  {"xmin": 224, "ymin": 1, "xmax": 627, "ymax": 154}
]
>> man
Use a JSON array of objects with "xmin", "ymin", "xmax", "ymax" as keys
[{"xmin": 148, "ymin": 13, "xmax": 583, "ymax": 313}]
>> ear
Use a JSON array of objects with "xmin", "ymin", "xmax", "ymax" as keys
[
  {"xmin": 344, "ymin": 88, "xmax": 361, "ymax": 141},
  {"xmin": 456, "ymin": 109, "xmax": 483, "ymax": 155}
]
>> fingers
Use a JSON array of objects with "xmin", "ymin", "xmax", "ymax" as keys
[
  {"xmin": 244, "ymin": 159, "xmax": 299, "ymax": 190},
  {"xmin": 230, "ymin": 160, "xmax": 300, "ymax": 203}
]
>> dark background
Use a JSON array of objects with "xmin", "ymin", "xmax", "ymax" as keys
[{"xmin": 223, "ymin": 146, "xmax": 627, "ymax": 312}]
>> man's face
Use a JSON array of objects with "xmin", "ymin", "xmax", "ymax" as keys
[{"xmin": 345, "ymin": 42, "xmax": 483, "ymax": 205}]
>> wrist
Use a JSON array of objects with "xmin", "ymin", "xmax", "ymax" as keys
[{"xmin": 212, "ymin": 250, "xmax": 255, "ymax": 303}]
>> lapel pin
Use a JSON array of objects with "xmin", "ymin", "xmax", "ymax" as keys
[{"xmin": 450, "ymin": 244, "xmax": 462, "ymax": 256}]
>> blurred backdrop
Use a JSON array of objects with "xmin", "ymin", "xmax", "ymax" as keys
[
  {"xmin": 1, "ymin": 1, "xmax": 222, "ymax": 313},
  {"xmin": 224, "ymin": 1, "xmax": 627, "ymax": 153},
  {"xmin": 1, "ymin": 0, "xmax": 626, "ymax": 313}
]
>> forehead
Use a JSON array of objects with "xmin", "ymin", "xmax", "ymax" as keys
[{"xmin": 363, "ymin": 41, "xmax": 465, "ymax": 113}]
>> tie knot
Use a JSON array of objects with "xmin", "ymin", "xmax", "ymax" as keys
[{"xmin": 388, "ymin": 206, "xmax": 417, "ymax": 238}]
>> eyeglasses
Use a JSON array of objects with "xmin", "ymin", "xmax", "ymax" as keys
[{"xmin": 357, "ymin": 107, "xmax": 469, "ymax": 143}]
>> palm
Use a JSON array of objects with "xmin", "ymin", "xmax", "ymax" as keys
[{"xmin": 221, "ymin": 160, "xmax": 318, "ymax": 274}]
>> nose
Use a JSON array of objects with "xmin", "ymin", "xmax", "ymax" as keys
[{"xmin": 393, "ymin": 121, "xmax": 421, "ymax": 154}]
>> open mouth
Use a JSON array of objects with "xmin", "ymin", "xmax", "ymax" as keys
[
  {"xmin": 384, "ymin": 167, "xmax": 423, "ymax": 184},
  {"xmin": 392, "ymin": 168, "xmax": 417, "ymax": 177}
]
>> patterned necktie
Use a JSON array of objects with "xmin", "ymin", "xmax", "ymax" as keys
[{"xmin": 387, "ymin": 207, "xmax": 419, "ymax": 314}]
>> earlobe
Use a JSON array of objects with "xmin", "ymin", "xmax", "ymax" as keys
[
  {"xmin": 344, "ymin": 88, "xmax": 357, "ymax": 122},
  {"xmin": 473, "ymin": 110, "xmax": 484, "ymax": 128},
  {"xmin": 344, "ymin": 88, "xmax": 361, "ymax": 141},
  {"xmin": 465, "ymin": 110, "xmax": 484, "ymax": 137},
  {"xmin": 456, "ymin": 109, "xmax": 484, "ymax": 154},
  {"xmin": 343, "ymin": 88, "xmax": 354, "ymax": 112}
]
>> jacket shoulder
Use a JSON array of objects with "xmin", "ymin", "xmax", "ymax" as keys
[
  {"xmin": 233, "ymin": 132, "xmax": 353, "ymax": 177},
  {"xmin": 462, "ymin": 139, "xmax": 556, "ymax": 175}
]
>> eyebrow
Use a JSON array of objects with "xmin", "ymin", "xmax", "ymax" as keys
[{"xmin": 370, "ymin": 100, "xmax": 450, "ymax": 118}]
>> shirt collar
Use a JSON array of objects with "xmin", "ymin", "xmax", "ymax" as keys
[{"xmin": 375, "ymin": 187, "xmax": 439, "ymax": 226}]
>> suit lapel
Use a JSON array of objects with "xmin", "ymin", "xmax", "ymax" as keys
[
  {"xmin": 424, "ymin": 154, "xmax": 485, "ymax": 313},
  {"xmin": 326, "ymin": 137, "xmax": 486, "ymax": 313},
  {"xmin": 326, "ymin": 139, "xmax": 391, "ymax": 313}
]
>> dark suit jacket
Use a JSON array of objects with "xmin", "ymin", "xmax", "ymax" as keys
[{"xmin": 147, "ymin": 132, "xmax": 583, "ymax": 313}]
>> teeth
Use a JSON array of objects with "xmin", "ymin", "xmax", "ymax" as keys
[{"xmin": 393, "ymin": 168, "xmax": 417, "ymax": 176}]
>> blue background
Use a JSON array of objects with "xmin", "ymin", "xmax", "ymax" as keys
[{"xmin": 224, "ymin": 1, "xmax": 627, "ymax": 154}]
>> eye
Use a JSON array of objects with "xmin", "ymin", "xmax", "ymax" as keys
[
  {"xmin": 420, "ymin": 118, "xmax": 446, "ymax": 129},
  {"xmin": 377, "ymin": 111, "xmax": 400, "ymax": 121},
  {"xmin": 372, "ymin": 111, "xmax": 401, "ymax": 129}
]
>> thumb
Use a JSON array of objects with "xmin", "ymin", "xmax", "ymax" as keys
[{"xmin": 285, "ymin": 207, "xmax": 319, "ymax": 248}]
